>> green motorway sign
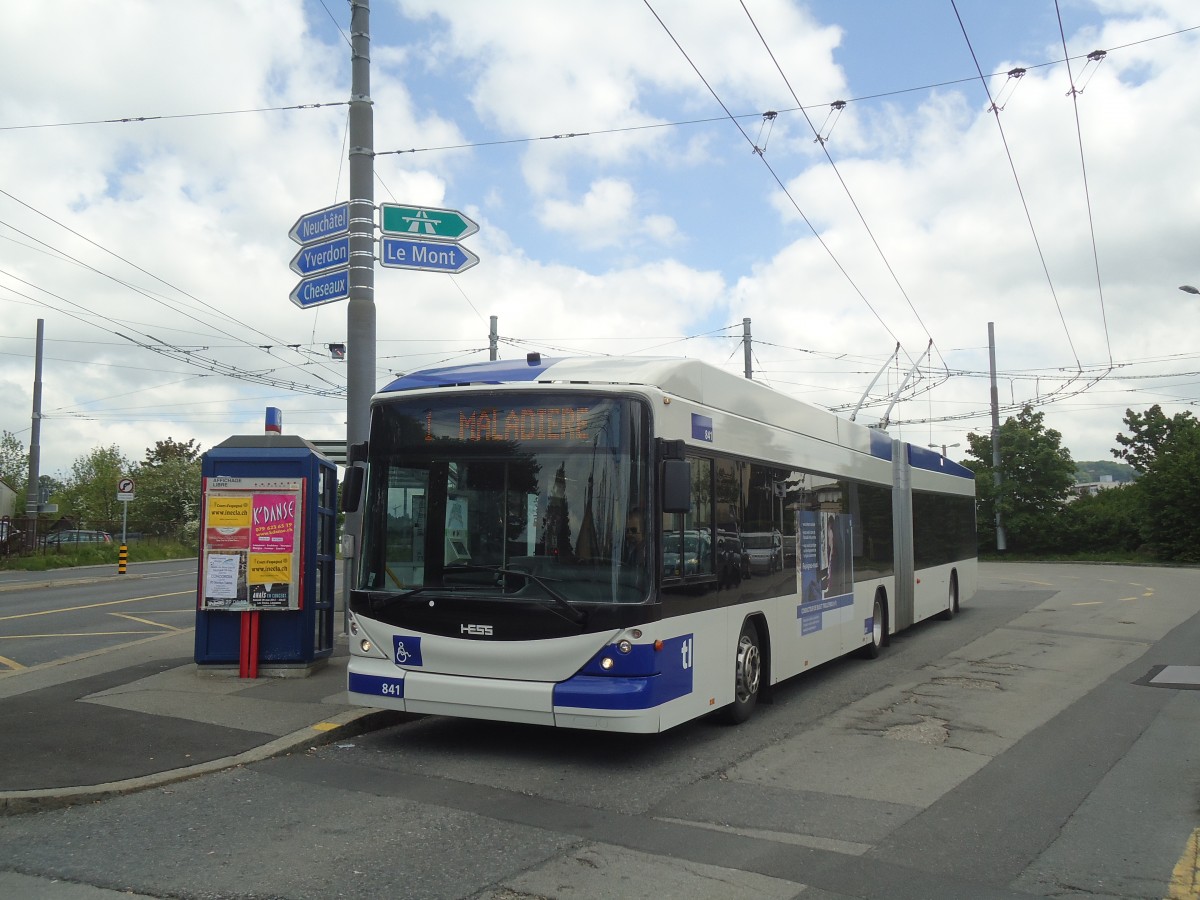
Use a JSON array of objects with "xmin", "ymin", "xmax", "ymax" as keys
[{"xmin": 379, "ymin": 204, "xmax": 478, "ymax": 241}]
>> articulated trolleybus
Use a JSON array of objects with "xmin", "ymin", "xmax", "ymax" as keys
[{"xmin": 344, "ymin": 355, "xmax": 977, "ymax": 733}]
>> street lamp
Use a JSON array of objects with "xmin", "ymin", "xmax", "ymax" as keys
[
  {"xmin": 929, "ymin": 442, "xmax": 961, "ymax": 457},
  {"xmin": 1180, "ymin": 285, "xmax": 1199, "ymax": 295}
]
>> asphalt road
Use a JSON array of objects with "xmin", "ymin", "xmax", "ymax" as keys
[
  {"xmin": 0, "ymin": 560, "xmax": 198, "ymax": 669},
  {"xmin": 1, "ymin": 561, "xmax": 1197, "ymax": 899}
]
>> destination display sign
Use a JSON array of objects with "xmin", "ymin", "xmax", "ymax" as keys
[{"xmin": 424, "ymin": 406, "xmax": 594, "ymax": 443}]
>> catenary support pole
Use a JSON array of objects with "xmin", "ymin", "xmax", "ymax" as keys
[
  {"xmin": 743, "ymin": 317, "xmax": 752, "ymax": 379},
  {"xmin": 24, "ymin": 319, "xmax": 44, "ymax": 552},
  {"xmin": 343, "ymin": 0, "xmax": 375, "ymax": 630},
  {"xmin": 489, "ymin": 315, "xmax": 498, "ymax": 361},
  {"xmin": 988, "ymin": 321, "xmax": 1007, "ymax": 551}
]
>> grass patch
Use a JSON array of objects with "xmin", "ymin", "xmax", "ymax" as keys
[{"xmin": 0, "ymin": 538, "xmax": 196, "ymax": 572}]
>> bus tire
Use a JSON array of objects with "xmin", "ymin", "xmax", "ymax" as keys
[
  {"xmin": 721, "ymin": 619, "xmax": 762, "ymax": 725},
  {"xmin": 938, "ymin": 572, "xmax": 959, "ymax": 621},
  {"xmin": 861, "ymin": 590, "xmax": 886, "ymax": 659}
]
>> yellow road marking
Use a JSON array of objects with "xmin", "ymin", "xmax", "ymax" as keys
[
  {"xmin": 0, "ymin": 655, "xmax": 26, "ymax": 671},
  {"xmin": 1119, "ymin": 596, "xmax": 1138, "ymax": 602},
  {"xmin": 110, "ymin": 612, "xmax": 184, "ymax": 631},
  {"xmin": 0, "ymin": 631, "xmax": 161, "ymax": 639},
  {"xmin": 1168, "ymin": 827, "xmax": 1199, "ymax": 899},
  {"xmin": 0, "ymin": 591, "xmax": 192, "ymax": 622},
  {"xmin": 312, "ymin": 722, "xmax": 340, "ymax": 732},
  {"xmin": 1072, "ymin": 601, "xmax": 1104, "ymax": 607}
]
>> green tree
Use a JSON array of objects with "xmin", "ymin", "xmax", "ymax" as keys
[
  {"xmin": 130, "ymin": 437, "xmax": 202, "ymax": 538},
  {"xmin": 1056, "ymin": 485, "xmax": 1143, "ymax": 555},
  {"xmin": 964, "ymin": 406, "xmax": 1076, "ymax": 554},
  {"xmin": 57, "ymin": 445, "xmax": 130, "ymax": 531},
  {"xmin": 1117, "ymin": 409, "xmax": 1200, "ymax": 561},
  {"xmin": 1112, "ymin": 405, "xmax": 1198, "ymax": 474},
  {"xmin": 0, "ymin": 430, "xmax": 27, "ymax": 493}
]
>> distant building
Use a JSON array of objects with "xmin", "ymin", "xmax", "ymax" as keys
[
  {"xmin": 1070, "ymin": 475, "xmax": 1122, "ymax": 500},
  {"xmin": 0, "ymin": 478, "xmax": 16, "ymax": 519}
]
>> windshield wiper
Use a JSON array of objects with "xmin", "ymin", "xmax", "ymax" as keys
[
  {"xmin": 445, "ymin": 563, "xmax": 586, "ymax": 625},
  {"xmin": 366, "ymin": 585, "xmax": 439, "ymax": 614}
]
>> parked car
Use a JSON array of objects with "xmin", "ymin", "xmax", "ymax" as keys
[
  {"xmin": 45, "ymin": 529, "xmax": 113, "ymax": 548},
  {"xmin": 742, "ymin": 531, "xmax": 782, "ymax": 574}
]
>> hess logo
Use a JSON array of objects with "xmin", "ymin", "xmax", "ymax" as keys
[{"xmin": 461, "ymin": 623, "xmax": 494, "ymax": 636}]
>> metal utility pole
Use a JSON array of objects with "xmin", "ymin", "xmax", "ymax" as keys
[
  {"xmin": 743, "ymin": 317, "xmax": 752, "ymax": 379},
  {"xmin": 346, "ymin": 0, "xmax": 375, "ymax": 448},
  {"xmin": 489, "ymin": 315, "xmax": 498, "ymax": 361},
  {"xmin": 24, "ymin": 319, "xmax": 44, "ymax": 549},
  {"xmin": 988, "ymin": 322, "xmax": 1007, "ymax": 551},
  {"xmin": 342, "ymin": 0, "xmax": 374, "ymax": 629}
]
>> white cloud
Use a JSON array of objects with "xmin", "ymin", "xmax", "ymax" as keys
[{"xmin": 537, "ymin": 178, "xmax": 679, "ymax": 250}]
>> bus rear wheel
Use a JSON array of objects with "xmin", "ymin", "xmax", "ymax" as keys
[
  {"xmin": 721, "ymin": 620, "xmax": 762, "ymax": 724},
  {"xmin": 861, "ymin": 590, "xmax": 885, "ymax": 659},
  {"xmin": 938, "ymin": 572, "xmax": 959, "ymax": 621}
]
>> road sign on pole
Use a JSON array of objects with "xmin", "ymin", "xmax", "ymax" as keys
[
  {"xmin": 379, "ymin": 236, "xmax": 479, "ymax": 274},
  {"xmin": 289, "ymin": 235, "xmax": 350, "ymax": 276},
  {"xmin": 290, "ymin": 269, "xmax": 351, "ymax": 309},
  {"xmin": 379, "ymin": 204, "xmax": 478, "ymax": 241},
  {"xmin": 288, "ymin": 202, "xmax": 351, "ymax": 245}
]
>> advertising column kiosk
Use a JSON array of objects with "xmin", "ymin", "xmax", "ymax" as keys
[{"xmin": 195, "ymin": 435, "xmax": 338, "ymax": 675}]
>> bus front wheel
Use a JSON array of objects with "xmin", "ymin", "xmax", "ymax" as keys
[{"xmin": 721, "ymin": 620, "xmax": 762, "ymax": 724}]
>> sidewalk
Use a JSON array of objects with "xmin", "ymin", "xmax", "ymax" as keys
[{"xmin": 0, "ymin": 625, "xmax": 404, "ymax": 815}]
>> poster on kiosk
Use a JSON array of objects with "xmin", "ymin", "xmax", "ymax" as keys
[{"xmin": 199, "ymin": 477, "xmax": 304, "ymax": 611}]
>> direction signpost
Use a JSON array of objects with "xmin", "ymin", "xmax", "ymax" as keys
[
  {"xmin": 289, "ymin": 235, "xmax": 350, "ymax": 276},
  {"xmin": 379, "ymin": 204, "xmax": 478, "ymax": 241},
  {"xmin": 288, "ymin": 202, "xmax": 350, "ymax": 245},
  {"xmin": 290, "ymin": 269, "xmax": 351, "ymax": 309},
  {"xmin": 379, "ymin": 236, "xmax": 479, "ymax": 274},
  {"xmin": 287, "ymin": 201, "xmax": 480, "ymax": 305}
]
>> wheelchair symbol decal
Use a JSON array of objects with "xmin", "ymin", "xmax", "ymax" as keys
[{"xmin": 392, "ymin": 635, "xmax": 423, "ymax": 667}]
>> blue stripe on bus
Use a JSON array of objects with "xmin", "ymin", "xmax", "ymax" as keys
[
  {"xmin": 797, "ymin": 592, "xmax": 854, "ymax": 636},
  {"xmin": 907, "ymin": 443, "xmax": 974, "ymax": 479},
  {"xmin": 349, "ymin": 672, "xmax": 405, "ymax": 698},
  {"xmin": 381, "ymin": 357, "xmax": 555, "ymax": 393},
  {"xmin": 556, "ymin": 634, "xmax": 694, "ymax": 710}
]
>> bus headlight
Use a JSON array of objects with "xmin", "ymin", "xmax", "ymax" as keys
[
  {"xmin": 360, "ymin": 639, "xmax": 372, "ymax": 654},
  {"xmin": 600, "ymin": 657, "xmax": 615, "ymax": 670},
  {"xmin": 617, "ymin": 640, "xmax": 632, "ymax": 654}
]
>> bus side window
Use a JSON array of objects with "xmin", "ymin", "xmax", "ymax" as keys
[
  {"xmin": 689, "ymin": 457, "xmax": 714, "ymax": 577},
  {"xmin": 663, "ymin": 456, "xmax": 714, "ymax": 581}
]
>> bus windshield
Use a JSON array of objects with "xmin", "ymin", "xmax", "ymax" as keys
[{"xmin": 358, "ymin": 393, "xmax": 651, "ymax": 604}]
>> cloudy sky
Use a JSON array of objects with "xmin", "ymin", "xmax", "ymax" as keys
[{"xmin": 2, "ymin": 0, "xmax": 1198, "ymax": 481}]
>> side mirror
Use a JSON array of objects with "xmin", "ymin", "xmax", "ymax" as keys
[
  {"xmin": 661, "ymin": 459, "xmax": 691, "ymax": 514},
  {"xmin": 340, "ymin": 466, "xmax": 364, "ymax": 513}
]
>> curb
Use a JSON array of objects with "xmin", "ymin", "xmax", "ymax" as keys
[{"xmin": 0, "ymin": 707, "xmax": 411, "ymax": 816}]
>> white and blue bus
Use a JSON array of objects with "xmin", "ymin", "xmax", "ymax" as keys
[{"xmin": 343, "ymin": 355, "xmax": 977, "ymax": 733}]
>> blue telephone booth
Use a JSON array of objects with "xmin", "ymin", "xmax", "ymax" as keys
[{"xmin": 194, "ymin": 434, "xmax": 338, "ymax": 673}]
